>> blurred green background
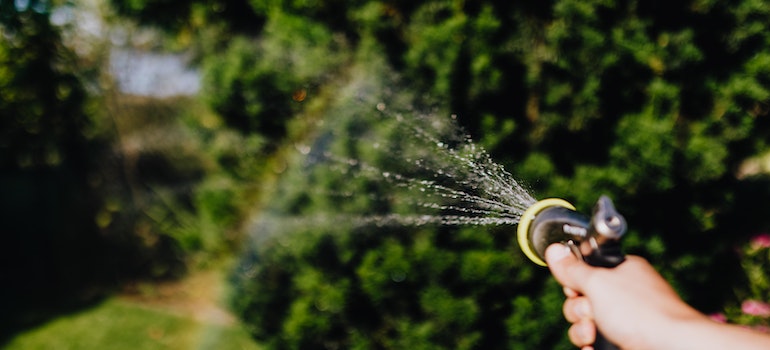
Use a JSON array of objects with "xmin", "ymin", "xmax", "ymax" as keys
[{"xmin": 3, "ymin": 0, "xmax": 770, "ymax": 349}]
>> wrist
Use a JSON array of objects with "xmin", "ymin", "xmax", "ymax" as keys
[
  {"xmin": 624, "ymin": 301, "xmax": 707, "ymax": 350},
  {"xmin": 657, "ymin": 312, "xmax": 719, "ymax": 350}
]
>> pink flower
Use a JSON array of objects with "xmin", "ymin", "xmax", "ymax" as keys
[
  {"xmin": 742, "ymin": 300, "xmax": 770, "ymax": 317},
  {"xmin": 708, "ymin": 313, "xmax": 727, "ymax": 323},
  {"xmin": 750, "ymin": 233, "xmax": 770, "ymax": 249}
]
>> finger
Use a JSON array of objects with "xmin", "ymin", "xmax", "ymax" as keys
[
  {"xmin": 568, "ymin": 319, "xmax": 596, "ymax": 348},
  {"xmin": 563, "ymin": 297, "xmax": 593, "ymax": 323},
  {"xmin": 563, "ymin": 286, "xmax": 579, "ymax": 298},
  {"xmin": 545, "ymin": 243, "xmax": 594, "ymax": 294}
]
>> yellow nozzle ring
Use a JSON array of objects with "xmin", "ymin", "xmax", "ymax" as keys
[{"xmin": 517, "ymin": 198, "xmax": 576, "ymax": 266}]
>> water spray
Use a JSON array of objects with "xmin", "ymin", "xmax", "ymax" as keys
[{"xmin": 517, "ymin": 195, "xmax": 626, "ymax": 350}]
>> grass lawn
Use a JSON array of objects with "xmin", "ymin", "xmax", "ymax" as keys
[{"xmin": 5, "ymin": 268, "xmax": 261, "ymax": 350}]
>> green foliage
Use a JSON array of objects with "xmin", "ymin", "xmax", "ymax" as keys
[
  {"xmin": 717, "ymin": 234, "xmax": 770, "ymax": 332},
  {"xmin": 109, "ymin": 0, "xmax": 264, "ymax": 35},
  {"xmin": 220, "ymin": 0, "xmax": 770, "ymax": 347},
  {"xmin": 0, "ymin": 4, "xmax": 112, "ymax": 336},
  {"xmin": 403, "ymin": 2, "xmax": 466, "ymax": 97},
  {"xmin": 229, "ymin": 70, "xmax": 570, "ymax": 348},
  {"xmin": 99, "ymin": 95, "xmax": 268, "ymax": 272},
  {"xmin": 610, "ymin": 102, "xmax": 678, "ymax": 192},
  {"xmin": 10, "ymin": 0, "xmax": 770, "ymax": 347},
  {"xmin": 202, "ymin": 12, "xmax": 346, "ymax": 144},
  {"xmin": 0, "ymin": 7, "xmax": 87, "ymax": 169}
]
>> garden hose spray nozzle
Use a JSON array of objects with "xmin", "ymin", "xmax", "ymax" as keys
[
  {"xmin": 517, "ymin": 195, "xmax": 626, "ymax": 267},
  {"xmin": 516, "ymin": 195, "xmax": 627, "ymax": 350}
]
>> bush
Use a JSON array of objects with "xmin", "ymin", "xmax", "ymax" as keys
[{"xmin": 106, "ymin": 0, "xmax": 770, "ymax": 347}]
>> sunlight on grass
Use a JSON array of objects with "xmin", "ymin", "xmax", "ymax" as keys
[{"xmin": 5, "ymin": 298, "xmax": 260, "ymax": 350}]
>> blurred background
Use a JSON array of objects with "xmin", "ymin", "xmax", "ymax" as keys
[{"xmin": 3, "ymin": 0, "xmax": 770, "ymax": 349}]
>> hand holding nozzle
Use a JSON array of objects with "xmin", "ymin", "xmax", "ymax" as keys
[
  {"xmin": 523, "ymin": 196, "xmax": 770, "ymax": 350},
  {"xmin": 517, "ymin": 195, "xmax": 627, "ymax": 350}
]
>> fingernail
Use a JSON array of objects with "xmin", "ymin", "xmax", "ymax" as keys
[{"xmin": 545, "ymin": 244, "xmax": 572, "ymax": 263}]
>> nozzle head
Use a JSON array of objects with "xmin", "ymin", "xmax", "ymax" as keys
[
  {"xmin": 516, "ymin": 198, "xmax": 577, "ymax": 266},
  {"xmin": 517, "ymin": 196, "xmax": 627, "ymax": 267},
  {"xmin": 528, "ymin": 206, "xmax": 591, "ymax": 265}
]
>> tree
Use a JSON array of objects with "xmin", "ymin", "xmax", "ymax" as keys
[{"xmin": 0, "ymin": 2, "xmax": 107, "ymax": 336}]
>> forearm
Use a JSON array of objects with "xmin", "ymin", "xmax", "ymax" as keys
[{"xmin": 654, "ymin": 313, "xmax": 770, "ymax": 350}]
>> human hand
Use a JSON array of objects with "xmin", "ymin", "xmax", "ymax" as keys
[{"xmin": 544, "ymin": 243, "xmax": 704, "ymax": 350}]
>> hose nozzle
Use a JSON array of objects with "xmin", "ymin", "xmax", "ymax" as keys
[
  {"xmin": 517, "ymin": 195, "xmax": 626, "ymax": 267},
  {"xmin": 517, "ymin": 195, "xmax": 627, "ymax": 350}
]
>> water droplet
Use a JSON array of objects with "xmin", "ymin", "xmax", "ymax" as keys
[
  {"xmin": 391, "ymin": 270, "xmax": 406, "ymax": 282},
  {"xmin": 295, "ymin": 143, "xmax": 311, "ymax": 155},
  {"xmin": 283, "ymin": 102, "xmax": 537, "ymax": 232}
]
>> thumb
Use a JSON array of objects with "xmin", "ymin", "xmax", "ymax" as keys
[{"xmin": 545, "ymin": 243, "xmax": 594, "ymax": 294}]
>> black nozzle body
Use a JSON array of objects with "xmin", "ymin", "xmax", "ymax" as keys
[{"xmin": 528, "ymin": 195, "xmax": 627, "ymax": 267}]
